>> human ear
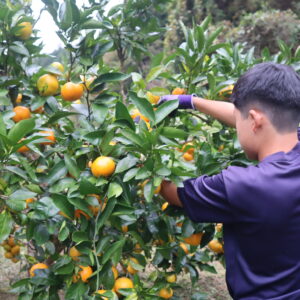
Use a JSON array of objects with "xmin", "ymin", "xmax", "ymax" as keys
[{"xmin": 249, "ymin": 109, "xmax": 263, "ymax": 133}]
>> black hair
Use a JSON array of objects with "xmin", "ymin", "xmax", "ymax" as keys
[{"xmin": 231, "ymin": 62, "xmax": 300, "ymax": 133}]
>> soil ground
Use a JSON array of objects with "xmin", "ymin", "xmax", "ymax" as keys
[{"xmin": 0, "ymin": 248, "xmax": 231, "ymax": 300}]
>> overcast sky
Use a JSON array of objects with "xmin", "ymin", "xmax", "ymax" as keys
[{"xmin": 32, "ymin": 0, "xmax": 123, "ymax": 53}]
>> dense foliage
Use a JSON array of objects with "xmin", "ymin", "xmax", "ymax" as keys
[{"xmin": 0, "ymin": 0, "xmax": 300, "ymax": 299}]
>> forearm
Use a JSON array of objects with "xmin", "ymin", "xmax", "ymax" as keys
[
  {"xmin": 192, "ymin": 96, "xmax": 236, "ymax": 128},
  {"xmin": 160, "ymin": 180, "xmax": 183, "ymax": 207}
]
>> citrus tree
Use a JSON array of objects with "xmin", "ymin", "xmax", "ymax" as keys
[{"xmin": 1, "ymin": 1, "xmax": 300, "ymax": 300}]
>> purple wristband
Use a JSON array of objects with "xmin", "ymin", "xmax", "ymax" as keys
[{"xmin": 178, "ymin": 95, "xmax": 195, "ymax": 109}]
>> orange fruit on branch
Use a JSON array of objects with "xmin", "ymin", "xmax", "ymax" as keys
[
  {"xmin": 218, "ymin": 84, "xmax": 234, "ymax": 99},
  {"xmin": 11, "ymin": 245, "xmax": 20, "ymax": 255},
  {"xmin": 141, "ymin": 180, "xmax": 161, "ymax": 194},
  {"xmin": 39, "ymin": 130, "xmax": 56, "ymax": 145},
  {"xmin": 183, "ymin": 152, "xmax": 194, "ymax": 161},
  {"xmin": 69, "ymin": 246, "xmax": 81, "ymax": 260},
  {"xmin": 80, "ymin": 75, "xmax": 96, "ymax": 91},
  {"xmin": 121, "ymin": 225, "xmax": 128, "ymax": 233},
  {"xmin": 79, "ymin": 265, "xmax": 93, "ymax": 282},
  {"xmin": 50, "ymin": 62, "xmax": 64, "ymax": 74},
  {"xmin": 130, "ymin": 109, "xmax": 149, "ymax": 122},
  {"xmin": 96, "ymin": 289, "xmax": 109, "ymax": 300},
  {"xmin": 166, "ymin": 274, "xmax": 177, "ymax": 283},
  {"xmin": 114, "ymin": 277, "xmax": 134, "ymax": 295},
  {"xmin": 179, "ymin": 242, "xmax": 189, "ymax": 254},
  {"xmin": 29, "ymin": 263, "xmax": 48, "ymax": 277},
  {"xmin": 126, "ymin": 257, "xmax": 139, "ymax": 274},
  {"xmin": 91, "ymin": 156, "xmax": 116, "ymax": 177},
  {"xmin": 61, "ymin": 82, "xmax": 84, "ymax": 101},
  {"xmin": 17, "ymin": 139, "xmax": 30, "ymax": 153},
  {"xmin": 8, "ymin": 237, "xmax": 15, "ymax": 247},
  {"xmin": 12, "ymin": 106, "xmax": 31, "ymax": 123},
  {"xmin": 172, "ymin": 87, "xmax": 186, "ymax": 95},
  {"xmin": 33, "ymin": 106, "xmax": 44, "ymax": 114},
  {"xmin": 208, "ymin": 239, "xmax": 224, "ymax": 254},
  {"xmin": 74, "ymin": 209, "xmax": 90, "ymax": 220},
  {"xmin": 26, "ymin": 198, "xmax": 34, "ymax": 208},
  {"xmin": 161, "ymin": 202, "xmax": 169, "ymax": 211},
  {"xmin": 37, "ymin": 74, "xmax": 59, "ymax": 96},
  {"xmin": 146, "ymin": 91, "xmax": 160, "ymax": 104},
  {"xmin": 183, "ymin": 232, "xmax": 203, "ymax": 246},
  {"xmin": 158, "ymin": 287, "xmax": 174, "ymax": 299},
  {"xmin": 15, "ymin": 22, "xmax": 32, "ymax": 40},
  {"xmin": 182, "ymin": 142, "xmax": 195, "ymax": 154},
  {"xmin": 111, "ymin": 266, "xmax": 118, "ymax": 279},
  {"xmin": 16, "ymin": 93, "xmax": 22, "ymax": 103},
  {"xmin": 4, "ymin": 252, "xmax": 13, "ymax": 259}
]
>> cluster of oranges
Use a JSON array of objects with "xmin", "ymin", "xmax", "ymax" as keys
[
  {"xmin": 1, "ymin": 236, "xmax": 20, "ymax": 263},
  {"xmin": 180, "ymin": 142, "xmax": 195, "ymax": 161},
  {"xmin": 65, "ymin": 247, "xmax": 136, "ymax": 298},
  {"xmin": 36, "ymin": 62, "xmax": 93, "ymax": 102}
]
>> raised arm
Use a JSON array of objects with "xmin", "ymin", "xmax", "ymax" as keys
[
  {"xmin": 159, "ymin": 94, "xmax": 237, "ymax": 127},
  {"xmin": 192, "ymin": 96, "xmax": 236, "ymax": 128}
]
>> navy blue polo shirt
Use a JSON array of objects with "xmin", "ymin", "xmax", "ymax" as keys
[{"xmin": 178, "ymin": 131, "xmax": 300, "ymax": 300}]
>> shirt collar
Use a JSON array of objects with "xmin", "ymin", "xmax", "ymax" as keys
[{"xmin": 261, "ymin": 142, "xmax": 300, "ymax": 163}]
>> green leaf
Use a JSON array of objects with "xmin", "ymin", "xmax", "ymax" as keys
[
  {"xmin": 200, "ymin": 15, "xmax": 212, "ymax": 31},
  {"xmin": 51, "ymin": 194, "xmax": 74, "ymax": 219},
  {"xmin": 65, "ymin": 282, "xmax": 88, "ymax": 299},
  {"xmin": 123, "ymin": 168, "xmax": 139, "ymax": 182},
  {"xmin": 7, "ymin": 118, "xmax": 35, "ymax": 144},
  {"xmin": 59, "ymin": 0, "xmax": 73, "ymax": 30},
  {"xmin": 44, "ymin": 111, "xmax": 80, "ymax": 126},
  {"xmin": 154, "ymin": 100, "xmax": 178, "ymax": 124},
  {"xmin": 115, "ymin": 155, "xmax": 138, "ymax": 174},
  {"xmin": 206, "ymin": 27, "xmax": 223, "ymax": 48},
  {"xmin": 92, "ymin": 104, "xmax": 109, "ymax": 125},
  {"xmin": 79, "ymin": 179, "xmax": 100, "ymax": 195},
  {"xmin": 107, "ymin": 182, "xmax": 123, "ymax": 198},
  {"xmin": 5, "ymin": 166, "xmax": 28, "ymax": 181},
  {"xmin": 0, "ymin": 211, "xmax": 13, "ymax": 243},
  {"xmin": 64, "ymin": 154, "xmax": 80, "ymax": 179},
  {"xmin": 115, "ymin": 101, "xmax": 135, "ymax": 130},
  {"xmin": 0, "ymin": 113, "xmax": 6, "ymax": 136},
  {"xmin": 68, "ymin": 197, "xmax": 92, "ymax": 218},
  {"xmin": 160, "ymin": 127, "xmax": 188, "ymax": 140},
  {"xmin": 121, "ymin": 129, "xmax": 144, "ymax": 148},
  {"xmin": 34, "ymin": 224, "xmax": 50, "ymax": 245},
  {"xmin": 7, "ymin": 189, "xmax": 36, "ymax": 211},
  {"xmin": 72, "ymin": 231, "xmax": 89, "ymax": 243},
  {"xmin": 101, "ymin": 239, "xmax": 125, "ymax": 265},
  {"xmin": 96, "ymin": 198, "xmax": 117, "ymax": 231},
  {"xmin": 10, "ymin": 42, "xmax": 29, "ymax": 56},
  {"xmin": 146, "ymin": 65, "xmax": 164, "ymax": 82},
  {"xmin": 93, "ymin": 40, "xmax": 114, "ymax": 57},
  {"xmin": 58, "ymin": 222, "xmax": 69, "ymax": 242},
  {"xmin": 129, "ymin": 92, "xmax": 155, "ymax": 123},
  {"xmin": 196, "ymin": 26, "xmax": 205, "ymax": 52},
  {"xmin": 92, "ymin": 72, "xmax": 130, "ymax": 86},
  {"xmin": 56, "ymin": 263, "xmax": 74, "ymax": 275},
  {"xmin": 44, "ymin": 161, "xmax": 68, "ymax": 185}
]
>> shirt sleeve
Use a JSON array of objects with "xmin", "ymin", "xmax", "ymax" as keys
[{"xmin": 177, "ymin": 173, "xmax": 236, "ymax": 223}]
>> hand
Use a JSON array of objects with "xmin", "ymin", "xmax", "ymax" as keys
[{"xmin": 158, "ymin": 94, "xmax": 195, "ymax": 109}]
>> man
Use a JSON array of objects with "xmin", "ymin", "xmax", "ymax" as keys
[{"xmin": 159, "ymin": 63, "xmax": 300, "ymax": 299}]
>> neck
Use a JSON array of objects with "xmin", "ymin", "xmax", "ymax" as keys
[{"xmin": 258, "ymin": 131, "xmax": 299, "ymax": 161}]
